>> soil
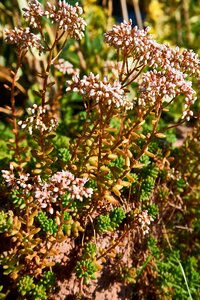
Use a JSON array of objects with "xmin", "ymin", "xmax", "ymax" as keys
[
  {"xmin": 49, "ymin": 236, "xmax": 134, "ymax": 300},
  {"xmin": 49, "ymin": 245, "xmax": 132, "ymax": 300}
]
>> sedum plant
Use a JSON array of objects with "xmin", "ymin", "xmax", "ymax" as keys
[{"xmin": 0, "ymin": 0, "xmax": 199, "ymax": 299}]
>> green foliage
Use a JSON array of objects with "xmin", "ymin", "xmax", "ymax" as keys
[
  {"xmin": 148, "ymin": 238, "xmax": 200, "ymax": 299},
  {"xmin": 58, "ymin": 210, "xmax": 84, "ymax": 237},
  {"xmin": 17, "ymin": 271, "xmax": 56, "ymax": 300},
  {"xmin": 119, "ymin": 266, "xmax": 137, "ymax": 284},
  {"xmin": 140, "ymin": 176, "xmax": 156, "ymax": 201},
  {"xmin": 157, "ymin": 251, "xmax": 200, "ymax": 300},
  {"xmin": 97, "ymin": 207, "xmax": 126, "ymax": 233},
  {"xmin": 75, "ymin": 258, "xmax": 98, "ymax": 284},
  {"xmin": 139, "ymin": 154, "xmax": 150, "ymax": 166},
  {"xmin": 62, "ymin": 211, "xmax": 73, "ymax": 236},
  {"xmin": 37, "ymin": 212, "xmax": 58, "ymax": 236},
  {"xmin": 139, "ymin": 164, "xmax": 159, "ymax": 201},
  {"xmin": 17, "ymin": 275, "xmax": 35, "ymax": 296},
  {"xmin": 0, "ymin": 210, "xmax": 13, "ymax": 233},
  {"xmin": 40, "ymin": 271, "xmax": 56, "ymax": 289},
  {"xmin": 147, "ymin": 237, "xmax": 160, "ymax": 259},
  {"xmin": 147, "ymin": 204, "xmax": 159, "ymax": 220},
  {"xmin": 62, "ymin": 192, "xmax": 88, "ymax": 216},
  {"xmin": 83, "ymin": 241, "xmax": 97, "ymax": 259},
  {"xmin": 176, "ymin": 177, "xmax": 187, "ymax": 193},
  {"xmin": 31, "ymin": 284, "xmax": 47, "ymax": 300},
  {"xmin": 97, "ymin": 214, "xmax": 111, "ymax": 233},
  {"xmin": 0, "ymin": 123, "xmax": 13, "ymax": 162},
  {"xmin": 110, "ymin": 207, "xmax": 126, "ymax": 229},
  {"xmin": 0, "ymin": 285, "xmax": 6, "ymax": 300},
  {"xmin": 106, "ymin": 156, "xmax": 126, "ymax": 181},
  {"xmin": 11, "ymin": 190, "xmax": 26, "ymax": 209},
  {"xmin": 108, "ymin": 156, "xmax": 125, "ymax": 169},
  {"xmin": 58, "ymin": 148, "xmax": 71, "ymax": 164}
]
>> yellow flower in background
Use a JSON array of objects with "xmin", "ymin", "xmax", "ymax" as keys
[{"xmin": 148, "ymin": 0, "xmax": 164, "ymax": 22}]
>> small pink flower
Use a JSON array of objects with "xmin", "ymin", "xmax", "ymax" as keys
[
  {"xmin": 54, "ymin": 59, "xmax": 79, "ymax": 75},
  {"xmin": 66, "ymin": 72, "xmax": 133, "ymax": 110},
  {"xmin": 23, "ymin": 0, "xmax": 44, "ymax": 28},
  {"xmin": 44, "ymin": 1, "xmax": 86, "ymax": 40},
  {"xmin": 34, "ymin": 171, "xmax": 93, "ymax": 212},
  {"xmin": 18, "ymin": 105, "xmax": 58, "ymax": 135},
  {"xmin": 135, "ymin": 210, "xmax": 153, "ymax": 235},
  {"xmin": 4, "ymin": 27, "xmax": 43, "ymax": 53}
]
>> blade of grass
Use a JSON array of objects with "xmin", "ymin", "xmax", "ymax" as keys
[
  {"xmin": 176, "ymin": 258, "xmax": 193, "ymax": 300},
  {"xmin": 136, "ymin": 255, "xmax": 152, "ymax": 279}
]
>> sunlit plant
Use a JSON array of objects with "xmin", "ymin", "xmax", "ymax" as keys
[{"xmin": 0, "ymin": 1, "xmax": 199, "ymax": 299}]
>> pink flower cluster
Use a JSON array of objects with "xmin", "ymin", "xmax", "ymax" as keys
[
  {"xmin": 5, "ymin": 1, "xmax": 86, "ymax": 51},
  {"xmin": 138, "ymin": 69, "xmax": 196, "ymax": 119},
  {"xmin": 66, "ymin": 72, "xmax": 133, "ymax": 109},
  {"xmin": 105, "ymin": 20, "xmax": 200, "ymax": 76},
  {"xmin": 45, "ymin": 1, "xmax": 86, "ymax": 40},
  {"xmin": 54, "ymin": 59, "xmax": 79, "ymax": 76},
  {"xmin": 35, "ymin": 171, "xmax": 93, "ymax": 214},
  {"xmin": 105, "ymin": 20, "xmax": 199, "ymax": 119},
  {"xmin": 181, "ymin": 49, "xmax": 200, "ymax": 75},
  {"xmin": 23, "ymin": 0, "xmax": 44, "ymax": 28},
  {"xmin": 18, "ymin": 104, "xmax": 58, "ymax": 135},
  {"xmin": 23, "ymin": 0, "xmax": 86, "ymax": 40},
  {"xmin": 136, "ymin": 210, "xmax": 154, "ymax": 236},
  {"xmin": 2, "ymin": 166, "xmax": 93, "ymax": 214},
  {"xmin": 2, "ymin": 164, "xmax": 32, "ymax": 193},
  {"xmin": 4, "ymin": 27, "xmax": 43, "ymax": 53},
  {"xmin": 104, "ymin": 20, "xmax": 136, "ymax": 50}
]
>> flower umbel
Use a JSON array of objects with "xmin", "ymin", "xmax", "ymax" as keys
[
  {"xmin": 138, "ymin": 69, "xmax": 196, "ymax": 119},
  {"xmin": 54, "ymin": 59, "xmax": 79, "ymax": 76},
  {"xmin": 4, "ymin": 27, "xmax": 43, "ymax": 53},
  {"xmin": 23, "ymin": 0, "xmax": 44, "ymax": 28},
  {"xmin": 104, "ymin": 20, "xmax": 134, "ymax": 50},
  {"xmin": 2, "ymin": 167, "xmax": 93, "ymax": 214},
  {"xmin": 66, "ymin": 72, "xmax": 133, "ymax": 110},
  {"xmin": 105, "ymin": 20, "xmax": 200, "ymax": 76},
  {"xmin": 2, "ymin": 164, "xmax": 32, "ymax": 192},
  {"xmin": 44, "ymin": 1, "xmax": 86, "ymax": 40},
  {"xmin": 35, "ymin": 171, "xmax": 93, "ymax": 214},
  {"xmin": 18, "ymin": 104, "xmax": 58, "ymax": 135},
  {"xmin": 136, "ymin": 210, "xmax": 154, "ymax": 235}
]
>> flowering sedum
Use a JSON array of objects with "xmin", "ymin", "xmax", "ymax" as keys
[
  {"xmin": 35, "ymin": 171, "xmax": 93, "ymax": 214},
  {"xmin": 4, "ymin": 27, "xmax": 43, "ymax": 53},
  {"xmin": 2, "ymin": 164, "xmax": 32, "ymax": 192},
  {"xmin": 66, "ymin": 72, "xmax": 133, "ymax": 110},
  {"xmin": 44, "ymin": 1, "xmax": 86, "ymax": 40},
  {"xmin": 136, "ymin": 210, "xmax": 154, "ymax": 236},
  {"xmin": 23, "ymin": 0, "xmax": 44, "ymax": 28},
  {"xmin": 5, "ymin": 0, "xmax": 86, "ymax": 55},
  {"xmin": 18, "ymin": 104, "xmax": 58, "ymax": 135},
  {"xmin": 105, "ymin": 20, "xmax": 199, "ymax": 120},
  {"xmin": 1, "ymin": 2, "xmax": 199, "ymax": 296},
  {"xmin": 54, "ymin": 58, "xmax": 79, "ymax": 75},
  {"xmin": 104, "ymin": 20, "xmax": 135, "ymax": 50},
  {"xmin": 138, "ymin": 69, "xmax": 196, "ymax": 119},
  {"xmin": 2, "ymin": 166, "xmax": 93, "ymax": 215},
  {"xmin": 105, "ymin": 20, "xmax": 200, "ymax": 76}
]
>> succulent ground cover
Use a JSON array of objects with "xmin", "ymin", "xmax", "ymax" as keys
[{"xmin": 0, "ymin": 1, "xmax": 199, "ymax": 299}]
